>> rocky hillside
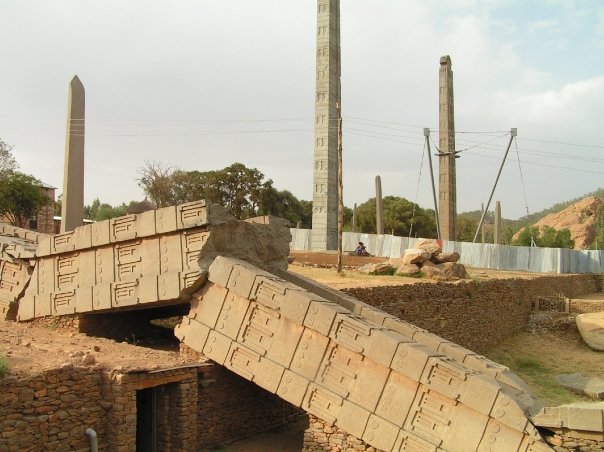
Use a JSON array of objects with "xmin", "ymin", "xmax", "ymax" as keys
[{"xmin": 515, "ymin": 196, "xmax": 602, "ymax": 249}]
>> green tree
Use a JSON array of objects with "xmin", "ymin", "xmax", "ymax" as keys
[
  {"xmin": 590, "ymin": 204, "xmax": 604, "ymax": 249},
  {"xmin": 137, "ymin": 161, "xmax": 176, "ymax": 208},
  {"xmin": 0, "ymin": 171, "xmax": 51, "ymax": 228},
  {"xmin": 0, "ymin": 139, "xmax": 18, "ymax": 175},
  {"xmin": 353, "ymin": 196, "xmax": 437, "ymax": 238},
  {"xmin": 513, "ymin": 226, "xmax": 574, "ymax": 249}
]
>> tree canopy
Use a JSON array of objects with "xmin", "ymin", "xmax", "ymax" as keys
[
  {"xmin": 353, "ymin": 196, "xmax": 437, "ymax": 238},
  {"xmin": 513, "ymin": 226, "xmax": 575, "ymax": 249},
  {"xmin": 0, "ymin": 139, "xmax": 18, "ymax": 176},
  {"xmin": 0, "ymin": 171, "xmax": 51, "ymax": 228},
  {"xmin": 138, "ymin": 161, "xmax": 312, "ymax": 225}
]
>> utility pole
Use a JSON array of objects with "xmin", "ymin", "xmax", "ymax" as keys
[
  {"xmin": 424, "ymin": 128, "xmax": 441, "ymax": 240},
  {"xmin": 336, "ymin": 103, "xmax": 344, "ymax": 274},
  {"xmin": 473, "ymin": 128, "xmax": 517, "ymax": 243}
]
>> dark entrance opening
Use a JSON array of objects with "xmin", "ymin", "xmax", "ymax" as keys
[{"xmin": 136, "ymin": 387, "xmax": 157, "ymax": 452}]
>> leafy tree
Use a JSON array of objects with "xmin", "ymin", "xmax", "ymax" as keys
[
  {"xmin": 590, "ymin": 204, "xmax": 604, "ymax": 249},
  {"xmin": 353, "ymin": 196, "xmax": 437, "ymax": 238},
  {"xmin": 0, "ymin": 139, "xmax": 18, "ymax": 175},
  {"xmin": 456, "ymin": 215, "xmax": 478, "ymax": 242},
  {"xmin": 137, "ymin": 161, "xmax": 176, "ymax": 208},
  {"xmin": 0, "ymin": 171, "xmax": 52, "ymax": 227},
  {"xmin": 513, "ymin": 226, "xmax": 574, "ymax": 249},
  {"xmin": 84, "ymin": 198, "xmax": 129, "ymax": 221}
]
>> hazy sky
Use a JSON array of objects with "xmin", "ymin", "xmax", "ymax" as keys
[{"xmin": 1, "ymin": 0, "xmax": 603, "ymax": 219}]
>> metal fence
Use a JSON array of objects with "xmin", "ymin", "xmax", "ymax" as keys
[{"xmin": 289, "ymin": 229, "xmax": 604, "ymax": 274}]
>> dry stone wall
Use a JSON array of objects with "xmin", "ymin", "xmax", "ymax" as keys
[
  {"xmin": 0, "ymin": 364, "xmax": 105, "ymax": 452},
  {"xmin": 343, "ymin": 275, "xmax": 599, "ymax": 353}
]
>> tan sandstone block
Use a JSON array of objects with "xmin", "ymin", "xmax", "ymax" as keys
[
  {"xmin": 91, "ymin": 220, "xmax": 111, "ymax": 247},
  {"xmin": 393, "ymin": 430, "xmax": 438, "ymax": 452},
  {"xmin": 203, "ymin": 330, "xmax": 232, "ymax": 365},
  {"xmin": 189, "ymin": 284, "xmax": 228, "ymax": 328},
  {"xmin": 214, "ymin": 291, "xmax": 250, "ymax": 340},
  {"xmin": 175, "ymin": 318, "xmax": 210, "ymax": 353},
  {"xmin": 155, "ymin": 206, "xmax": 177, "ymax": 233},
  {"xmin": 364, "ymin": 328, "xmax": 412, "ymax": 369},
  {"xmin": 177, "ymin": 200, "xmax": 207, "ymax": 229},
  {"xmin": 362, "ymin": 414, "xmax": 399, "ymax": 451},
  {"xmin": 304, "ymin": 384, "xmax": 343, "ymax": 425},
  {"xmin": 316, "ymin": 344, "xmax": 389, "ymax": 412},
  {"xmin": 252, "ymin": 356, "xmax": 286, "ymax": 394},
  {"xmin": 392, "ymin": 343, "xmax": 442, "ymax": 381},
  {"xmin": 375, "ymin": 371, "xmax": 419, "ymax": 426},
  {"xmin": 477, "ymin": 419, "xmax": 524, "ymax": 451},
  {"xmin": 459, "ymin": 373, "xmax": 502, "ymax": 416},
  {"xmin": 16, "ymin": 295, "xmax": 35, "ymax": 321},
  {"xmin": 441, "ymin": 404, "xmax": 488, "ymax": 452},
  {"xmin": 383, "ymin": 317, "xmax": 426, "ymax": 342},
  {"xmin": 304, "ymin": 300, "xmax": 349, "ymax": 336},
  {"xmin": 277, "ymin": 370, "xmax": 310, "ymax": 407},
  {"xmin": 336, "ymin": 400, "xmax": 371, "ymax": 441},
  {"xmin": 281, "ymin": 289, "xmax": 312, "ymax": 324},
  {"xmin": 490, "ymin": 390, "xmax": 530, "ymax": 433},
  {"xmin": 290, "ymin": 328, "xmax": 330, "ymax": 380}
]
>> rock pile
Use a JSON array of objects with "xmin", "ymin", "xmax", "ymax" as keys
[{"xmin": 358, "ymin": 239, "xmax": 470, "ymax": 281}]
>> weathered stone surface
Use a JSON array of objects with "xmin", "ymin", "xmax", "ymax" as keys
[
  {"xmin": 16, "ymin": 201, "xmax": 290, "ymax": 321},
  {"xmin": 431, "ymin": 251, "xmax": 460, "ymax": 264},
  {"xmin": 394, "ymin": 263, "xmax": 420, "ymax": 276},
  {"xmin": 357, "ymin": 262, "xmax": 393, "ymax": 275},
  {"xmin": 437, "ymin": 262, "xmax": 469, "ymax": 280},
  {"xmin": 175, "ymin": 256, "xmax": 549, "ymax": 452},
  {"xmin": 421, "ymin": 265, "xmax": 446, "ymax": 280},
  {"xmin": 415, "ymin": 238, "xmax": 441, "ymax": 255},
  {"xmin": 576, "ymin": 311, "xmax": 604, "ymax": 351},
  {"xmin": 61, "ymin": 75, "xmax": 85, "ymax": 233},
  {"xmin": 401, "ymin": 248, "xmax": 430, "ymax": 265},
  {"xmin": 532, "ymin": 402, "xmax": 604, "ymax": 438},
  {"xmin": 555, "ymin": 373, "xmax": 604, "ymax": 400},
  {"xmin": 311, "ymin": 0, "xmax": 340, "ymax": 251}
]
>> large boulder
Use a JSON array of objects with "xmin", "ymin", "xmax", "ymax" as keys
[
  {"xmin": 437, "ymin": 262, "xmax": 469, "ymax": 280},
  {"xmin": 394, "ymin": 263, "xmax": 421, "ymax": 276},
  {"xmin": 432, "ymin": 251, "xmax": 460, "ymax": 264},
  {"xmin": 576, "ymin": 311, "xmax": 604, "ymax": 351},
  {"xmin": 422, "ymin": 265, "xmax": 446, "ymax": 281},
  {"xmin": 415, "ymin": 238, "xmax": 441, "ymax": 255},
  {"xmin": 402, "ymin": 248, "xmax": 431, "ymax": 265},
  {"xmin": 358, "ymin": 262, "xmax": 394, "ymax": 275}
]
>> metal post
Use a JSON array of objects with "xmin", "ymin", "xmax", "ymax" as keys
[
  {"xmin": 424, "ymin": 128, "xmax": 441, "ymax": 240},
  {"xmin": 473, "ymin": 128, "xmax": 517, "ymax": 243}
]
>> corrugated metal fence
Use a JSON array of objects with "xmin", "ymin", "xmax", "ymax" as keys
[{"xmin": 289, "ymin": 229, "xmax": 604, "ymax": 274}]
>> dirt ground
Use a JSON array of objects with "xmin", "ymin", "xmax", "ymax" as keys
[{"xmin": 0, "ymin": 321, "xmax": 194, "ymax": 377}]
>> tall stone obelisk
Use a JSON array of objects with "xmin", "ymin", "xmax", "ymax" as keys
[
  {"xmin": 311, "ymin": 0, "xmax": 341, "ymax": 250},
  {"xmin": 438, "ymin": 55, "xmax": 457, "ymax": 241},
  {"xmin": 375, "ymin": 175, "xmax": 384, "ymax": 235},
  {"xmin": 494, "ymin": 201, "xmax": 502, "ymax": 245},
  {"xmin": 61, "ymin": 75, "xmax": 85, "ymax": 233}
]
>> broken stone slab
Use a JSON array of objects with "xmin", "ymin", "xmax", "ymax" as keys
[
  {"xmin": 421, "ymin": 265, "xmax": 446, "ymax": 280},
  {"xmin": 575, "ymin": 311, "xmax": 604, "ymax": 351},
  {"xmin": 555, "ymin": 373, "xmax": 604, "ymax": 400},
  {"xmin": 532, "ymin": 402, "xmax": 604, "ymax": 439},
  {"xmin": 401, "ymin": 248, "xmax": 431, "ymax": 265}
]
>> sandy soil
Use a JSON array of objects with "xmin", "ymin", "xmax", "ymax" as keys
[{"xmin": 0, "ymin": 321, "xmax": 196, "ymax": 377}]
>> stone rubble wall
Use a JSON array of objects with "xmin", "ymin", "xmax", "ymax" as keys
[
  {"xmin": 343, "ymin": 274, "xmax": 599, "ymax": 353},
  {"xmin": 0, "ymin": 364, "xmax": 105, "ymax": 452}
]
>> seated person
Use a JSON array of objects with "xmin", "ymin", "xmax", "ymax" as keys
[{"xmin": 356, "ymin": 242, "xmax": 366, "ymax": 255}]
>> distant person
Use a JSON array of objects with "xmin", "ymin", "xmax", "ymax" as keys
[{"xmin": 356, "ymin": 242, "xmax": 366, "ymax": 256}]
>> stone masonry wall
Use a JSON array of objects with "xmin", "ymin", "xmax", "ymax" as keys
[
  {"xmin": 343, "ymin": 274, "xmax": 598, "ymax": 353},
  {"xmin": 0, "ymin": 364, "xmax": 105, "ymax": 452},
  {"xmin": 197, "ymin": 364, "xmax": 307, "ymax": 449}
]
